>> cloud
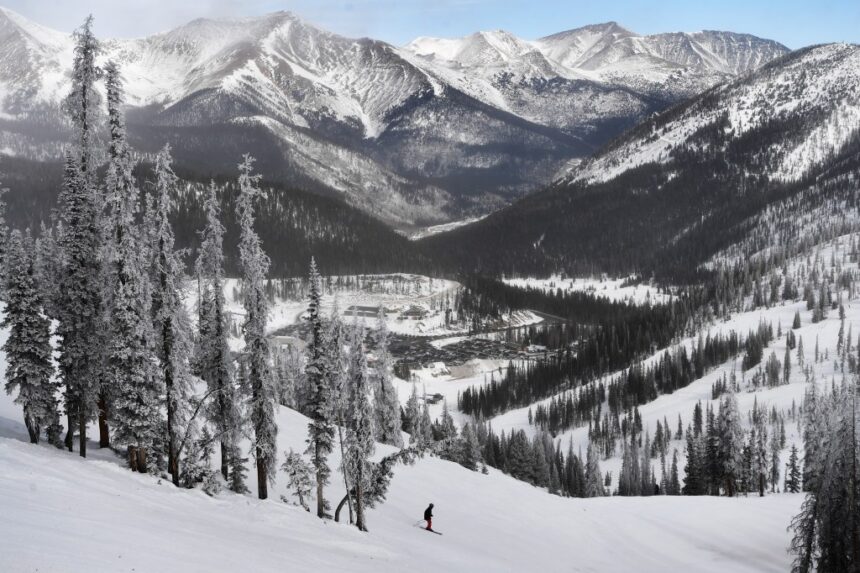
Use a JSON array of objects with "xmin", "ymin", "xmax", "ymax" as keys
[{"xmin": 2, "ymin": 0, "xmax": 500, "ymax": 44}]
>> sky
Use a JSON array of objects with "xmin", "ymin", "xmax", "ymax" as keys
[{"xmin": 2, "ymin": 0, "xmax": 858, "ymax": 49}]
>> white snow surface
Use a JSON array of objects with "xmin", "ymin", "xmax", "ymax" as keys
[
  {"xmin": 568, "ymin": 43, "xmax": 860, "ymax": 185},
  {"xmin": 0, "ymin": 313, "xmax": 800, "ymax": 573},
  {"xmin": 502, "ymin": 275, "xmax": 674, "ymax": 305}
]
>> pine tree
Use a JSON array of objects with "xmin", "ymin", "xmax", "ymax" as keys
[
  {"xmin": 641, "ymin": 432, "xmax": 653, "ymax": 495},
  {"xmin": 236, "ymin": 154, "xmax": 278, "ymax": 500},
  {"xmin": 194, "ymin": 182, "xmax": 242, "ymax": 488},
  {"xmin": 769, "ymin": 426, "xmax": 781, "ymax": 493},
  {"xmin": 683, "ymin": 423, "xmax": 707, "ymax": 496},
  {"xmin": 460, "ymin": 423, "xmax": 481, "ymax": 471},
  {"xmin": 103, "ymin": 62, "xmax": 162, "ymax": 473},
  {"xmin": 438, "ymin": 399, "xmax": 458, "ymax": 459},
  {"xmin": 57, "ymin": 17, "xmax": 103, "ymax": 457},
  {"xmin": 802, "ymin": 380, "xmax": 821, "ymax": 493},
  {"xmin": 718, "ymin": 390, "xmax": 745, "ymax": 496},
  {"xmin": 405, "ymin": 383, "xmax": 422, "ymax": 443},
  {"xmin": 2, "ymin": 231, "xmax": 61, "ymax": 445},
  {"xmin": 326, "ymin": 304, "xmax": 353, "ymax": 523},
  {"xmin": 345, "ymin": 324, "xmax": 375, "ymax": 531},
  {"xmin": 372, "ymin": 309, "xmax": 402, "ymax": 447},
  {"xmin": 305, "ymin": 258, "xmax": 335, "ymax": 517},
  {"xmin": 584, "ymin": 443, "xmax": 605, "ymax": 497},
  {"xmin": 785, "ymin": 444, "xmax": 801, "ymax": 493},
  {"xmin": 790, "ymin": 377, "xmax": 860, "ymax": 571},
  {"xmin": 669, "ymin": 450, "xmax": 681, "ymax": 495},
  {"xmin": 750, "ymin": 424, "xmax": 768, "ymax": 497},
  {"xmin": 63, "ymin": 15, "xmax": 101, "ymax": 182},
  {"xmin": 0, "ymin": 186, "xmax": 8, "ymax": 284},
  {"xmin": 281, "ymin": 449, "xmax": 314, "ymax": 511},
  {"xmin": 33, "ymin": 222, "xmax": 61, "ymax": 320},
  {"xmin": 149, "ymin": 145, "xmax": 195, "ymax": 485}
]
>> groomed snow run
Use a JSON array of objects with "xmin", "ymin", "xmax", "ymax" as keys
[{"xmin": 0, "ymin": 419, "xmax": 799, "ymax": 573}]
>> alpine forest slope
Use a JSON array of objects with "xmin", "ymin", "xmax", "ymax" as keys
[
  {"xmin": 421, "ymin": 43, "xmax": 860, "ymax": 280},
  {"xmin": 0, "ymin": 6, "xmax": 787, "ymax": 229},
  {"xmin": 0, "ymin": 155, "xmax": 425, "ymax": 276}
]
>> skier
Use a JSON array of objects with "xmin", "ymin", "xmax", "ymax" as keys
[{"xmin": 424, "ymin": 503, "xmax": 434, "ymax": 531}]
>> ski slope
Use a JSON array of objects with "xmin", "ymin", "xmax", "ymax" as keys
[
  {"xmin": 0, "ymin": 405, "xmax": 799, "ymax": 573},
  {"xmin": 0, "ymin": 307, "xmax": 801, "ymax": 571},
  {"xmin": 7, "ymin": 228, "xmax": 851, "ymax": 573}
]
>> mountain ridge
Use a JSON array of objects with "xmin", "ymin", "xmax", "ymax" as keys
[
  {"xmin": 420, "ymin": 43, "xmax": 860, "ymax": 278},
  {"xmin": 0, "ymin": 7, "xmax": 789, "ymax": 229}
]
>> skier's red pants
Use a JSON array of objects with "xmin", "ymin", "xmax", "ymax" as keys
[{"xmin": 426, "ymin": 519, "xmax": 432, "ymax": 530}]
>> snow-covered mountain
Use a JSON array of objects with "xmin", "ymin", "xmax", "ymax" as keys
[
  {"xmin": 403, "ymin": 23, "xmax": 789, "ymax": 130},
  {"xmin": 567, "ymin": 43, "xmax": 860, "ymax": 185},
  {"xmin": 0, "ymin": 7, "xmax": 788, "ymax": 228},
  {"xmin": 422, "ymin": 43, "xmax": 860, "ymax": 277}
]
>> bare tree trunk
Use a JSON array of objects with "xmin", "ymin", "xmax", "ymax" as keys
[
  {"xmin": 334, "ymin": 492, "xmax": 350, "ymax": 523},
  {"xmin": 337, "ymin": 425, "xmax": 353, "ymax": 524},
  {"xmin": 316, "ymin": 443, "xmax": 326, "ymax": 518},
  {"xmin": 257, "ymin": 446, "xmax": 268, "ymax": 500},
  {"xmin": 137, "ymin": 447, "xmax": 148, "ymax": 474},
  {"xmin": 354, "ymin": 473, "xmax": 366, "ymax": 532},
  {"xmin": 128, "ymin": 446, "xmax": 138, "ymax": 472},
  {"xmin": 78, "ymin": 411, "xmax": 87, "ymax": 458},
  {"xmin": 97, "ymin": 394, "xmax": 110, "ymax": 447},
  {"xmin": 65, "ymin": 412, "xmax": 74, "ymax": 451},
  {"xmin": 24, "ymin": 412, "xmax": 39, "ymax": 444},
  {"xmin": 220, "ymin": 441, "xmax": 229, "ymax": 480}
]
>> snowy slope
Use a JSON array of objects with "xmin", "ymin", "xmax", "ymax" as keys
[
  {"xmin": 0, "ymin": 409, "xmax": 800, "ymax": 573},
  {"xmin": 568, "ymin": 43, "xmax": 860, "ymax": 185},
  {"xmin": 0, "ymin": 310, "xmax": 800, "ymax": 573},
  {"xmin": 478, "ymin": 233, "xmax": 860, "ymax": 493}
]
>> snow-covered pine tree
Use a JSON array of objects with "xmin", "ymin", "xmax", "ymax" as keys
[
  {"xmin": 750, "ymin": 423, "xmax": 768, "ymax": 497},
  {"xmin": 305, "ymin": 257, "xmax": 335, "ymax": 517},
  {"xmin": 641, "ymin": 432, "xmax": 653, "ymax": 495},
  {"xmin": 281, "ymin": 449, "xmax": 314, "ymax": 511},
  {"xmin": 2, "ymin": 230, "xmax": 61, "ymax": 445},
  {"xmin": 801, "ymin": 378, "xmax": 820, "ymax": 492},
  {"xmin": 420, "ymin": 402, "xmax": 434, "ymax": 445},
  {"xmin": 718, "ymin": 389, "xmax": 745, "ymax": 496},
  {"xmin": 327, "ymin": 303, "xmax": 362, "ymax": 524},
  {"xmin": 768, "ymin": 425, "xmax": 781, "ymax": 493},
  {"xmin": 345, "ymin": 323, "xmax": 375, "ymax": 531},
  {"xmin": 790, "ymin": 376, "xmax": 860, "ymax": 571},
  {"xmin": 149, "ymin": 145, "xmax": 196, "ymax": 485},
  {"xmin": 372, "ymin": 309, "xmax": 402, "ymax": 447},
  {"xmin": 682, "ymin": 427, "xmax": 705, "ymax": 495},
  {"xmin": 57, "ymin": 17, "xmax": 103, "ymax": 457},
  {"xmin": 438, "ymin": 399, "xmax": 458, "ymax": 460},
  {"xmin": 194, "ymin": 182, "xmax": 243, "ymax": 488},
  {"xmin": 63, "ymin": 15, "xmax": 101, "ymax": 184},
  {"xmin": 784, "ymin": 443, "xmax": 801, "ymax": 493},
  {"xmin": 103, "ymin": 62, "xmax": 162, "ymax": 472},
  {"xmin": 669, "ymin": 450, "xmax": 681, "ymax": 495},
  {"xmin": 236, "ymin": 155, "xmax": 278, "ymax": 500},
  {"xmin": 33, "ymin": 222, "xmax": 62, "ymax": 320},
  {"xmin": 584, "ymin": 442, "xmax": 605, "ymax": 497},
  {"xmin": 460, "ymin": 422, "xmax": 481, "ymax": 471},
  {"xmin": 0, "ymin": 186, "xmax": 8, "ymax": 286},
  {"xmin": 405, "ymin": 383, "xmax": 421, "ymax": 443}
]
